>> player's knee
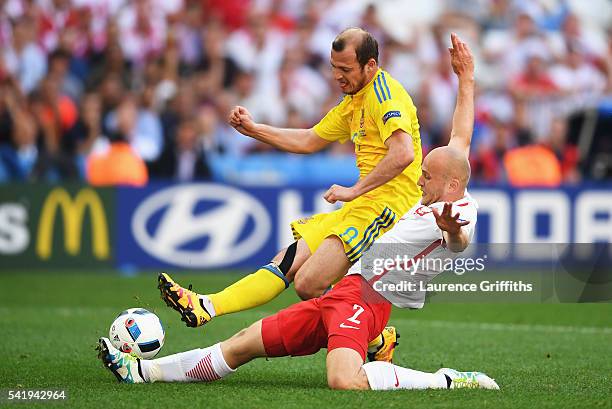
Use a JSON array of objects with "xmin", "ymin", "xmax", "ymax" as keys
[
  {"xmin": 272, "ymin": 241, "xmax": 308, "ymax": 282},
  {"xmin": 327, "ymin": 373, "xmax": 363, "ymax": 390},
  {"xmin": 327, "ymin": 373, "xmax": 350, "ymax": 390},
  {"xmin": 294, "ymin": 275, "xmax": 323, "ymax": 300}
]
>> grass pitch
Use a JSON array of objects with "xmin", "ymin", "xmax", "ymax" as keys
[{"xmin": 1, "ymin": 271, "xmax": 611, "ymax": 409}]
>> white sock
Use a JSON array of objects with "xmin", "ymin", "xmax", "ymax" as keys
[
  {"xmin": 140, "ymin": 343, "xmax": 234, "ymax": 383},
  {"xmin": 199, "ymin": 295, "xmax": 216, "ymax": 318},
  {"xmin": 362, "ymin": 361, "xmax": 448, "ymax": 390}
]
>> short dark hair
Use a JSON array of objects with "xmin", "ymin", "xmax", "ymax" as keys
[{"xmin": 332, "ymin": 28, "xmax": 379, "ymax": 67}]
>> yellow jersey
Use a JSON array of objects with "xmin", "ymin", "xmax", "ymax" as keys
[{"xmin": 313, "ymin": 69, "xmax": 422, "ymax": 215}]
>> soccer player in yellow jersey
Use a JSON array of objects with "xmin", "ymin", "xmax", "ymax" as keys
[{"xmin": 159, "ymin": 28, "xmax": 421, "ymax": 359}]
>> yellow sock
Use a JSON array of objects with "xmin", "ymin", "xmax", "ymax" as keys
[{"xmin": 207, "ymin": 263, "xmax": 288, "ymax": 316}]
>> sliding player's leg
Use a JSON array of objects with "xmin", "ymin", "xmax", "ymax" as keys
[
  {"xmin": 158, "ymin": 239, "xmax": 311, "ymax": 327},
  {"xmin": 98, "ymin": 297, "xmax": 327, "ymax": 384},
  {"xmin": 322, "ymin": 292, "xmax": 498, "ymax": 392},
  {"xmin": 362, "ymin": 361, "xmax": 500, "ymax": 390},
  {"xmin": 97, "ymin": 320, "xmax": 266, "ymax": 384},
  {"xmin": 319, "ymin": 275, "xmax": 496, "ymax": 391},
  {"xmin": 325, "ymin": 348, "xmax": 499, "ymax": 391},
  {"xmin": 319, "ymin": 276, "xmax": 498, "ymax": 390}
]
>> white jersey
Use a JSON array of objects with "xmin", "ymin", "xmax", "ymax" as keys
[{"xmin": 347, "ymin": 192, "xmax": 478, "ymax": 309}]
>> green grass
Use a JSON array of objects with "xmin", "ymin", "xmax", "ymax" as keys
[{"xmin": 1, "ymin": 271, "xmax": 611, "ymax": 409}]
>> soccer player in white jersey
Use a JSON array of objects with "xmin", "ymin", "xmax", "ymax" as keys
[{"xmin": 97, "ymin": 34, "xmax": 497, "ymax": 391}]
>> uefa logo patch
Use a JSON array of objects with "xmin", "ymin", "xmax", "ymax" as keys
[{"xmin": 382, "ymin": 110, "xmax": 401, "ymax": 124}]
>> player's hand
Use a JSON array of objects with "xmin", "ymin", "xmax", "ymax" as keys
[
  {"xmin": 323, "ymin": 184, "xmax": 358, "ymax": 204},
  {"xmin": 448, "ymin": 33, "xmax": 474, "ymax": 79},
  {"xmin": 228, "ymin": 105, "xmax": 258, "ymax": 136},
  {"xmin": 432, "ymin": 202, "xmax": 469, "ymax": 235}
]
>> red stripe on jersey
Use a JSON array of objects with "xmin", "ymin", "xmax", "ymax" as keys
[
  {"xmin": 456, "ymin": 202, "xmax": 469, "ymax": 207},
  {"xmin": 367, "ymin": 239, "xmax": 443, "ymax": 286}
]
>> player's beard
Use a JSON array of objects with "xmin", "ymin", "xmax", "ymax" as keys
[{"xmin": 344, "ymin": 67, "xmax": 368, "ymax": 95}]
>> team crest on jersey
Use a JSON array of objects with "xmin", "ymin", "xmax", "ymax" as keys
[
  {"xmin": 358, "ymin": 109, "xmax": 366, "ymax": 138},
  {"xmin": 295, "ymin": 216, "xmax": 313, "ymax": 225},
  {"xmin": 382, "ymin": 110, "xmax": 401, "ymax": 124}
]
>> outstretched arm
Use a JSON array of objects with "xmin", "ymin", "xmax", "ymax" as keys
[
  {"xmin": 228, "ymin": 106, "xmax": 330, "ymax": 154},
  {"xmin": 432, "ymin": 202, "xmax": 470, "ymax": 252},
  {"xmin": 431, "ymin": 202, "xmax": 470, "ymax": 253},
  {"xmin": 447, "ymin": 33, "xmax": 475, "ymax": 158}
]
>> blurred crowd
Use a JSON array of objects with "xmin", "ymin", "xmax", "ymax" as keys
[{"xmin": 0, "ymin": 0, "xmax": 611, "ymax": 186}]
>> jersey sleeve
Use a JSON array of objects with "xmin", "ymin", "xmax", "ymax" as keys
[
  {"xmin": 313, "ymin": 98, "xmax": 351, "ymax": 143},
  {"xmin": 371, "ymin": 77, "xmax": 417, "ymax": 143}
]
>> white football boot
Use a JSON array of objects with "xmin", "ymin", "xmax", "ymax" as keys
[
  {"xmin": 97, "ymin": 337, "xmax": 146, "ymax": 383},
  {"xmin": 436, "ymin": 368, "xmax": 499, "ymax": 389}
]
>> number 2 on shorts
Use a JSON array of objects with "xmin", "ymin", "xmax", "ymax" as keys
[{"xmin": 347, "ymin": 304, "xmax": 364, "ymax": 325}]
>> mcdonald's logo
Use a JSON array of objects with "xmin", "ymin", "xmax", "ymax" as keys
[{"xmin": 36, "ymin": 187, "xmax": 109, "ymax": 260}]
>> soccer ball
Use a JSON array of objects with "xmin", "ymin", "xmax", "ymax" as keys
[{"xmin": 109, "ymin": 308, "xmax": 165, "ymax": 359}]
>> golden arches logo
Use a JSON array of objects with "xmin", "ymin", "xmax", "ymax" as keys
[{"xmin": 36, "ymin": 188, "xmax": 109, "ymax": 260}]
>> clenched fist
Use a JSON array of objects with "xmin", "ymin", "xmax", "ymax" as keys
[
  {"xmin": 228, "ymin": 105, "xmax": 258, "ymax": 136},
  {"xmin": 323, "ymin": 184, "xmax": 358, "ymax": 204}
]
